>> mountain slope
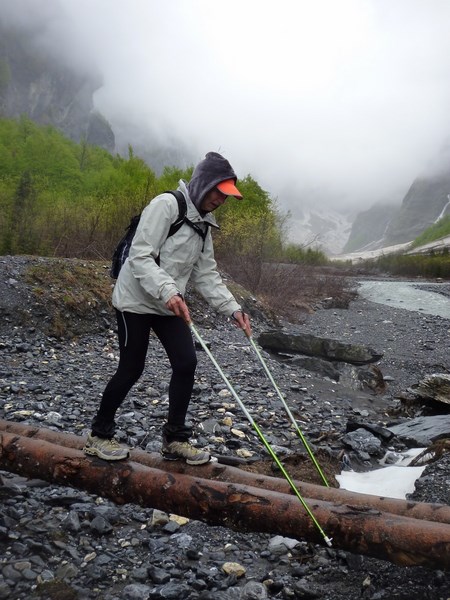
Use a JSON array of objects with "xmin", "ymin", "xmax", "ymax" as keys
[
  {"xmin": 343, "ymin": 172, "xmax": 450, "ymax": 254},
  {"xmin": 343, "ymin": 204, "xmax": 399, "ymax": 253},
  {"xmin": 287, "ymin": 208, "xmax": 354, "ymax": 255},
  {"xmin": 383, "ymin": 174, "xmax": 450, "ymax": 246},
  {"xmin": 0, "ymin": 19, "xmax": 114, "ymax": 150}
]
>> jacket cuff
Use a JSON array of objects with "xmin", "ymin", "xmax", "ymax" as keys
[
  {"xmin": 160, "ymin": 284, "xmax": 180, "ymax": 305},
  {"xmin": 225, "ymin": 302, "xmax": 241, "ymax": 317}
]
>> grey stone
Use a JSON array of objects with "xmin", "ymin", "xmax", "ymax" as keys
[
  {"xmin": 62, "ymin": 510, "xmax": 81, "ymax": 532},
  {"xmin": 388, "ymin": 415, "xmax": 450, "ymax": 446},
  {"xmin": 122, "ymin": 583, "xmax": 152, "ymax": 599},
  {"xmin": 258, "ymin": 331, "xmax": 383, "ymax": 365},
  {"xmin": 408, "ymin": 373, "xmax": 450, "ymax": 405},
  {"xmin": 148, "ymin": 566, "xmax": 170, "ymax": 585},
  {"xmin": 90, "ymin": 515, "xmax": 113, "ymax": 535},
  {"xmin": 342, "ymin": 428, "xmax": 382, "ymax": 456},
  {"xmin": 268, "ymin": 535, "xmax": 301, "ymax": 555},
  {"xmin": 240, "ymin": 580, "xmax": 268, "ymax": 599}
]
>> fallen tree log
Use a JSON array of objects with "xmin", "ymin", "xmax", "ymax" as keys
[
  {"xmin": 0, "ymin": 430, "xmax": 449, "ymax": 569},
  {"xmin": 2, "ymin": 419, "xmax": 450, "ymax": 525}
]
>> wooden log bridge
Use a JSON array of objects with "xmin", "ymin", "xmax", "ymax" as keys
[
  {"xmin": 2, "ymin": 419, "xmax": 450, "ymax": 525},
  {"xmin": 0, "ymin": 421, "xmax": 449, "ymax": 570}
]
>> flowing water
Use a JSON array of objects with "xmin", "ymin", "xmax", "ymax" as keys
[
  {"xmin": 339, "ymin": 279, "xmax": 449, "ymax": 496},
  {"xmin": 357, "ymin": 280, "xmax": 450, "ymax": 319}
]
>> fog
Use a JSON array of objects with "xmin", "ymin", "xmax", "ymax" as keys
[{"xmin": 3, "ymin": 0, "xmax": 450, "ymax": 216}]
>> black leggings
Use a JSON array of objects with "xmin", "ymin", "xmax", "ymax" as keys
[{"xmin": 92, "ymin": 310, "xmax": 197, "ymax": 441}]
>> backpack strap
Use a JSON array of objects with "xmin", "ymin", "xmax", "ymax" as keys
[
  {"xmin": 167, "ymin": 190, "xmax": 187, "ymax": 237},
  {"xmin": 166, "ymin": 190, "xmax": 210, "ymax": 249}
]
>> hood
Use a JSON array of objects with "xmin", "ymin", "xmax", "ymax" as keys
[{"xmin": 187, "ymin": 152, "xmax": 238, "ymax": 211}]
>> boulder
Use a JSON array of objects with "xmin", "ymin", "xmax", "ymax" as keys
[
  {"xmin": 258, "ymin": 331, "xmax": 383, "ymax": 365},
  {"xmin": 339, "ymin": 364, "xmax": 387, "ymax": 393},
  {"xmin": 289, "ymin": 357, "xmax": 386, "ymax": 393},
  {"xmin": 408, "ymin": 373, "xmax": 450, "ymax": 406},
  {"xmin": 388, "ymin": 415, "xmax": 450, "ymax": 447}
]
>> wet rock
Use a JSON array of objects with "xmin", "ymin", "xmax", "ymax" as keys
[
  {"xmin": 122, "ymin": 583, "xmax": 152, "ymax": 599},
  {"xmin": 408, "ymin": 373, "xmax": 450, "ymax": 406},
  {"xmin": 240, "ymin": 580, "xmax": 268, "ymax": 599},
  {"xmin": 342, "ymin": 428, "xmax": 383, "ymax": 456},
  {"xmin": 388, "ymin": 415, "xmax": 450, "ymax": 446},
  {"xmin": 346, "ymin": 421, "xmax": 394, "ymax": 442},
  {"xmin": 258, "ymin": 331, "xmax": 383, "ymax": 364}
]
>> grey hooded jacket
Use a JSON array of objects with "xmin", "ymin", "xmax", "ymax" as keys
[
  {"xmin": 112, "ymin": 178, "xmax": 241, "ymax": 317},
  {"xmin": 188, "ymin": 151, "xmax": 239, "ymax": 211}
]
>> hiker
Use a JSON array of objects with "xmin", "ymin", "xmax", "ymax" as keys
[{"xmin": 84, "ymin": 152, "xmax": 251, "ymax": 465}]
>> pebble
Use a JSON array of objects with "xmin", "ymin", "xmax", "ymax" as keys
[{"xmin": 0, "ymin": 257, "xmax": 449, "ymax": 599}]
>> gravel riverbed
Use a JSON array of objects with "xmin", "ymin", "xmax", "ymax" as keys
[{"xmin": 0, "ymin": 257, "xmax": 449, "ymax": 600}]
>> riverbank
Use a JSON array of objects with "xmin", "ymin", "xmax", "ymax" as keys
[{"xmin": 0, "ymin": 256, "xmax": 449, "ymax": 599}]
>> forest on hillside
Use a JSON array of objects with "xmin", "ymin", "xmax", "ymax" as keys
[
  {"xmin": 2, "ymin": 116, "xmax": 449, "ymax": 290},
  {"xmin": 0, "ymin": 117, "xmax": 327, "ymax": 267}
]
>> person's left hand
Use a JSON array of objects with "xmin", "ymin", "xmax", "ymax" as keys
[{"xmin": 232, "ymin": 310, "xmax": 252, "ymax": 336}]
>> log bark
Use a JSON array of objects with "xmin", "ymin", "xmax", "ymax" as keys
[
  {"xmin": 0, "ymin": 430, "xmax": 450, "ymax": 569},
  {"xmin": 1, "ymin": 419, "xmax": 449, "ymax": 525}
]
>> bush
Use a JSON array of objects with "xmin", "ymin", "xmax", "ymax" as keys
[
  {"xmin": 363, "ymin": 253, "xmax": 450, "ymax": 278},
  {"xmin": 219, "ymin": 259, "xmax": 355, "ymax": 322}
]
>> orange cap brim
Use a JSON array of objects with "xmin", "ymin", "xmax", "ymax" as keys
[{"xmin": 217, "ymin": 179, "xmax": 243, "ymax": 199}]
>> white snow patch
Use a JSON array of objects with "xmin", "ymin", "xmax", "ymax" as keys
[{"xmin": 336, "ymin": 448, "xmax": 427, "ymax": 499}]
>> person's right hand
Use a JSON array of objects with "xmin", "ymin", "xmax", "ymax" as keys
[
  {"xmin": 166, "ymin": 293, "xmax": 191, "ymax": 323},
  {"xmin": 232, "ymin": 310, "xmax": 252, "ymax": 337}
]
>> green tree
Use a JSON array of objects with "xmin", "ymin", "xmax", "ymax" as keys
[
  {"xmin": 0, "ymin": 116, "xmax": 288, "ymax": 268},
  {"xmin": 6, "ymin": 170, "xmax": 39, "ymax": 253},
  {"xmin": 214, "ymin": 175, "xmax": 284, "ymax": 291}
]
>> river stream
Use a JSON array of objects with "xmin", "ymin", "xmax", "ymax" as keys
[
  {"xmin": 357, "ymin": 280, "xmax": 450, "ymax": 319},
  {"xmin": 339, "ymin": 279, "xmax": 449, "ymax": 497}
]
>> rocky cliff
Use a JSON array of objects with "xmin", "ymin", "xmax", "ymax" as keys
[
  {"xmin": 0, "ymin": 20, "xmax": 114, "ymax": 151},
  {"xmin": 344, "ymin": 171, "xmax": 450, "ymax": 252},
  {"xmin": 383, "ymin": 173, "xmax": 450, "ymax": 246},
  {"xmin": 343, "ymin": 203, "xmax": 399, "ymax": 253}
]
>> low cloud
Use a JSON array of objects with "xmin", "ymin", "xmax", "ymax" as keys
[{"xmin": 3, "ymin": 0, "xmax": 450, "ymax": 215}]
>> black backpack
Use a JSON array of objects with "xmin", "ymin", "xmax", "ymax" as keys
[{"xmin": 110, "ymin": 190, "xmax": 207, "ymax": 278}]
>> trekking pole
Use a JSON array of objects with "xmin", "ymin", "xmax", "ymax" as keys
[
  {"xmin": 245, "ymin": 332, "xmax": 330, "ymax": 487},
  {"xmin": 188, "ymin": 321, "xmax": 332, "ymax": 547}
]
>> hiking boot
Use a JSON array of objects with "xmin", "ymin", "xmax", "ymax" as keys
[
  {"xmin": 161, "ymin": 439, "xmax": 210, "ymax": 466},
  {"xmin": 84, "ymin": 434, "xmax": 129, "ymax": 461}
]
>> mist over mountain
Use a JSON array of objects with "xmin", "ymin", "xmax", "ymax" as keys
[
  {"xmin": 343, "ymin": 171, "xmax": 450, "ymax": 254},
  {"xmin": 0, "ymin": 7, "xmax": 191, "ymax": 170},
  {"xmin": 383, "ymin": 173, "xmax": 450, "ymax": 246},
  {"xmin": 0, "ymin": 17, "xmax": 114, "ymax": 151},
  {"xmin": 343, "ymin": 204, "xmax": 399, "ymax": 254},
  {"xmin": 287, "ymin": 208, "xmax": 355, "ymax": 256},
  {"xmin": 2, "ymin": 0, "xmax": 450, "ymax": 256}
]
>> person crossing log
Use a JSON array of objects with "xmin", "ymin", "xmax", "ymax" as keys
[
  {"xmin": 1, "ymin": 419, "xmax": 450, "ymax": 526},
  {"xmin": 0, "ymin": 429, "xmax": 449, "ymax": 570}
]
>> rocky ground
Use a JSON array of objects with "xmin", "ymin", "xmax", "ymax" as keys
[{"xmin": 0, "ymin": 256, "xmax": 449, "ymax": 600}]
